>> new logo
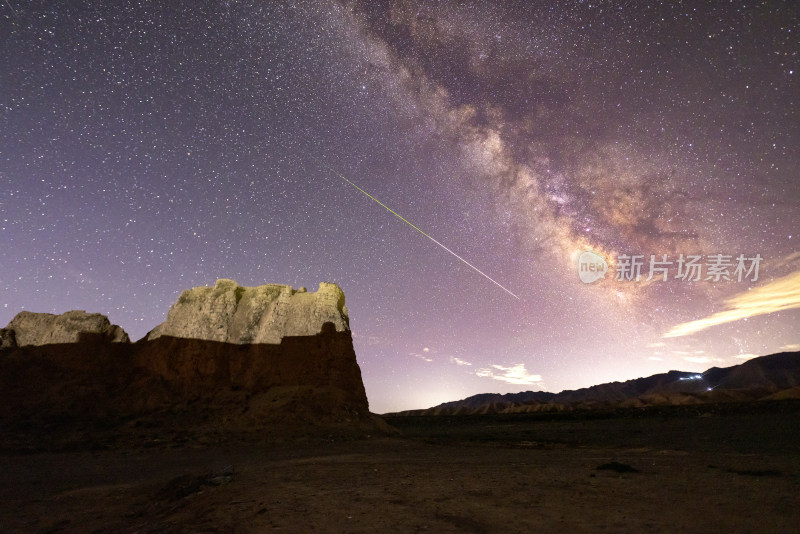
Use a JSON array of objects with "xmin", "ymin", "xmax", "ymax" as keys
[{"xmin": 578, "ymin": 251, "xmax": 608, "ymax": 284}]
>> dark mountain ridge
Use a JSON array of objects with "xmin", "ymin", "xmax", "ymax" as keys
[{"xmin": 390, "ymin": 351, "xmax": 800, "ymax": 415}]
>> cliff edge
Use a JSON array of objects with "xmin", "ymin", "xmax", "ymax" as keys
[{"xmin": 0, "ymin": 280, "xmax": 390, "ymax": 449}]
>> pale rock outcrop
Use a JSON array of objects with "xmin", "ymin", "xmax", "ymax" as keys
[
  {"xmin": 3, "ymin": 310, "xmax": 130, "ymax": 347},
  {"xmin": 146, "ymin": 279, "xmax": 350, "ymax": 344}
]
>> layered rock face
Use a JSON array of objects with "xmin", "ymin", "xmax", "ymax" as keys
[
  {"xmin": 2, "ymin": 310, "xmax": 130, "ymax": 347},
  {"xmin": 146, "ymin": 279, "xmax": 349, "ymax": 344},
  {"xmin": 0, "ymin": 280, "xmax": 384, "ymax": 448}
]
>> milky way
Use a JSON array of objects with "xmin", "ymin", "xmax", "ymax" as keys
[{"xmin": 2, "ymin": 1, "xmax": 798, "ymax": 412}]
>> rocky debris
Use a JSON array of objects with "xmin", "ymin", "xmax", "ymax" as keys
[
  {"xmin": 157, "ymin": 465, "xmax": 236, "ymax": 502},
  {"xmin": 2, "ymin": 310, "xmax": 130, "ymax": 347},
  {"xmin": 146, "ymin": 279, "xmax": 349, "ymax": 344},
  {"xmin": 208, "ymin": 465, "xmax": 235, "ymax": 486}
]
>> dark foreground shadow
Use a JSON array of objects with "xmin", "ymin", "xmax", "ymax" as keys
[{"xmin": 0, "ymin": 325, "xmax": 391, "ymax": 451}]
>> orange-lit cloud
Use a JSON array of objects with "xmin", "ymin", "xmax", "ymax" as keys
[{"xmin": 664, "ymin": 270, "xmax": 800, "ymax": 338}]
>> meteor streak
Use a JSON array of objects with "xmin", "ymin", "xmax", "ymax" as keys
[{"xmin": 321, "ymin": 165, "xmax": 520, "ymax": 300}]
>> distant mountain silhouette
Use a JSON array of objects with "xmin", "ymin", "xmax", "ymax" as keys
[{"xmin": 390, "ymin": 352, "xmax": 800, "ymax": 415}]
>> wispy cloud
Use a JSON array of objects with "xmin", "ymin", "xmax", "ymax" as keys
[
  {"xmin": 476, "ymin": 363, "xmax": 543, "ymax": 385},
  {"xmin": 410, "ymin": 352, "xmax": 433, "ymax": 363},
  {"xmin": 769, "ymin": 251, "xmax": 800, "ymax": 272},
  {"xmin": 664, "ymin": 270, "xmax": 800, "ymax": 338},
  {"xmin": 646, "ymin": 342, "xmax": 666, "ymax": 348},
  {"xmin": 780, "ymin": 343, "xmax": 800, "ymax": 352},
  {"xmin": 733, "ymin": 353, "xmax": 759, "ymax": 361},
  {"xmin": 450, "ymin": 356, "xmax": 472, "ymax": 366},
  {"xmin": 648, "ymin": 356, "xmax": 663, "ymax": 361}
]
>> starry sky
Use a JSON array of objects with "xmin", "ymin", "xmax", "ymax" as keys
[{"xmin": 2, "ymin": 1, "xmax": 799, "ymax": 413}]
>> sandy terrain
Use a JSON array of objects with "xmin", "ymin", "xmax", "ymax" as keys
[{"xmin": 0, "ymin": 403, "xmax": 798, "ymax": 533}]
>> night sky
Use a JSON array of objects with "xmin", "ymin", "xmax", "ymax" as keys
[{"xmin": 2, "ymin": 1, "xmax": 798, "ymax": 413}]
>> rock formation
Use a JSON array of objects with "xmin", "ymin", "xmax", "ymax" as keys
[
  {"xmin": 2, "ymin": 310, "xmax": 130, "ymax": 347},
  {"xmin": 0, "ymin": 280, "xmax": 389, "ymax": 449},
  {"xmin": 146, "ymin": 279, "xmax": 349, "ymax": 344}
]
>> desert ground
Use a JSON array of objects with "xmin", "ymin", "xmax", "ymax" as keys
[{"xmin": 0, "ymin": 401, "xmax": 798, "ymax": 533}]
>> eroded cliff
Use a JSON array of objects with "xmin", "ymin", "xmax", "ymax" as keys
[{"xmin": 0, "ymin": 280, "xmax": 388, "ymax": 449}]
